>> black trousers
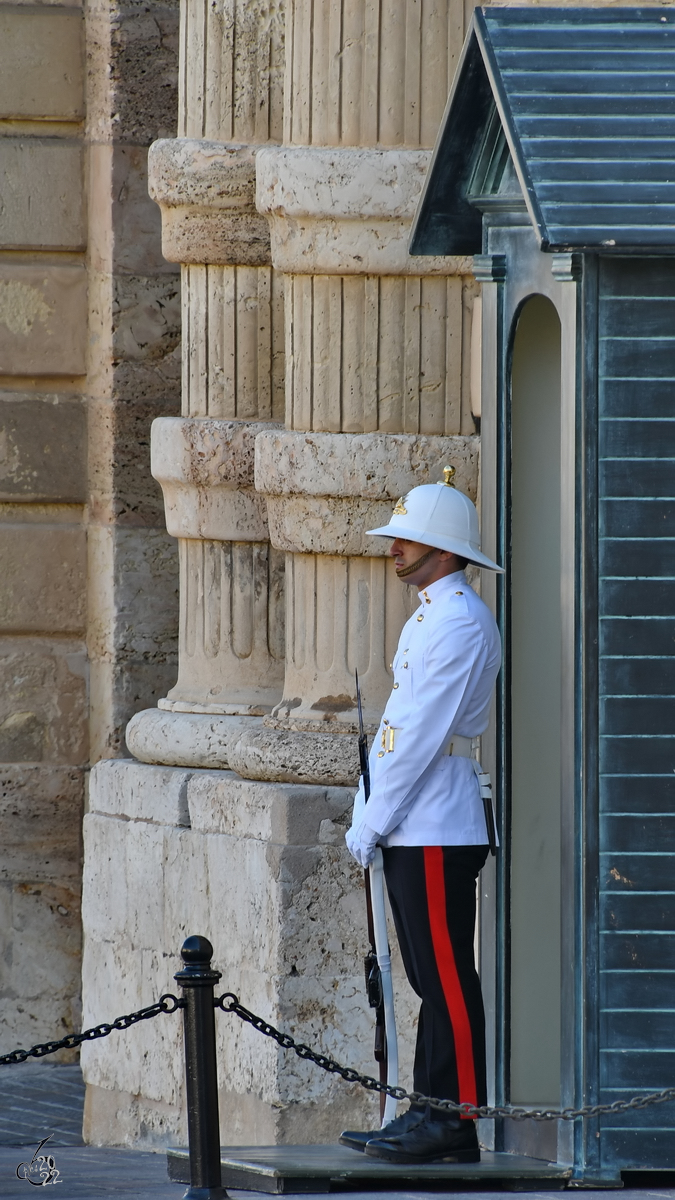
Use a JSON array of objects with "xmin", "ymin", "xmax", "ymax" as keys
[{"xmin": 382, "ymin": 845, "xmax": 489, "ymax": 1114}]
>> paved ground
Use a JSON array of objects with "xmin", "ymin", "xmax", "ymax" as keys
[
  {"xmin": 1, "ymin": 1066, "xmax": 675, "ymax": 1198},
  {"xmin": 0, "ymin": 1063, "xmax": 85, "ymax": 1145},
  {"xmin": 0, "ymin": 1144, "xmax": 183, "ymax": 1198}
]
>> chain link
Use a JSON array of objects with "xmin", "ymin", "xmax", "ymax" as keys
[
  {"xmin": 0, "ymin": 994, "xmax": 184, "ymax": 1067},
  {"xmin": 216, "ymin": 992, "xmax": 675, "ymax": 1123},
  {"xmin": 4, "ymin": 982, "xmax": 675, "ymax": 1125}
]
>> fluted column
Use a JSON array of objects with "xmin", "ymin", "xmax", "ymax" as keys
[
  {"xmin": 228, "ymin": 0, "xmax": 480, "ymax": 784},
  {"xmin": 128, "ymin": 0, "xmax": 286, "ymax": 768}
]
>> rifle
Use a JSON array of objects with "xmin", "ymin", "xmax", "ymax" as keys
[{"xmin": 355, "ymin": 671, "xmax": 398, "ymax": 1124}]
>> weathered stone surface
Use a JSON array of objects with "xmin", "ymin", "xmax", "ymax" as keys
[
  {"xmin": 265, "ymin": 495, "xmax": 402, "ymax": 555},
  {"xmin": 151, "ymin": 417, "xmax": 277, "ymax": 540},
  {"xmin": 148, "ymin": 138, "xmax": 270, "ymax": 265},
  {"xmin": 126, "ymin": 708, "xmax": 263, "ymax": 769},
  {"xmin": 88, "ymin": 396, "xmax": 178, "ymax": 527},
  {"xmin": 0, "ymin": 264, "xmax": 87, "ymax": 376},
  {"xmin": 180, "ymin": 262, "xmax": 285, "ymax": 421},
  {"xmin": 0, "ymin": 523, "xmax": 86, "ymax": 633},
  {"xmin": 87, "ymin": 526, "xmax": 179, "ymax": 665},
  {"xmin": 0, "ymin": 140, "xmax": 84, "ymax": 251},
  {"xmin": 111, "ymin": 274, "xmax": 181, "ymax": 364},
  {"xmin": 255, "ymin": 432, "xmax": 479, "ymax": 553},
  {"xmin": 0, "ymin": 637, "xmax": 87, "ymax": 765},
  {"xmin": 0, "ymin": 8, "xmax": 83, "ymax": 120},
  {"xmin": 0, "ymin": 394, "xmax": 86, "ymax": 502},
  {"xmin": 87, "ymin": 0, "xmax": 179, "ymax": 147},
  {"xmin": 89, "ymin": 758, "xmax": 192, "ymax": 825},
  {"xmin": 284, "ymin": 273, "xmax": 477, "ymax": 437},
  {"xmin": 163, "ymin": 538, "xmax": 284, "ymax": 716},
  {"xmin": 0, "ymin": 766, "xmax": 83, "ymax": 884},
  {"xmin": 81, "ymin": 762, "xmax": 417, "ymax": 1145},
  {"xmin": 178, "ymin": 0, "xmax": 284, "ymax": 144},
  {"xmin": 87, "ymin": 526, "xmax": 179, "ymax": 760},
  {"xmin": 255, "ymin": 430, "xmax": 479, "ymax": 498},
  {"xmin": 0, "ymin": 879, "xmax": 82, "ymax": 1063},
  {"xmin": 228, "ymin": 725, "xmax": 360, "ymax": 786},
  {"xmin": 256, "ymin": 147, "xmax": 472, "ymax": 276}
]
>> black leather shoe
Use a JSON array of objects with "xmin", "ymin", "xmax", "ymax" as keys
[
  {"xmin": 364, "ymin": 1116, "xmax": 480, "ymax": 1163},
  {"xmin": 339, "ymin": 1107, "xmax": 426, "ymax": 1152}
]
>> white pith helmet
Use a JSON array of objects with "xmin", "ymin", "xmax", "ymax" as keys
[{"xmin": 367, "ymin": 466, "xmax": 504, "ymax": 573}]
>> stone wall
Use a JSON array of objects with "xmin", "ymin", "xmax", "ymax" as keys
[
  {"xmin": 0, "ymin": 0, "xmax": 89, "ymax": 1057},
  {"xmin": 0, "ymin": 0, "xmax": 180, "ymax": 1054},
  {"xmin": 80, "ymin": 0, "xmax": 484, "ymax": 1152},
  {"xmin": 82, "ymin": 760, "xmax": 418, "ymax": 1145}
]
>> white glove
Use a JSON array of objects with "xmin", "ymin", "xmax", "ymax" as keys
[{"xmin": 345, "ymin": 820, "xmax": 379, "ymax": 867}]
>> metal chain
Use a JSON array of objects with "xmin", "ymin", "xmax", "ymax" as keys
[
  {"xmin": 0, "ymin": 994, "xmax": 184, "ymax": 1066},
  {"xmin": 216, "ymin": 992, "xmax": 675, "ymax": 1123}
]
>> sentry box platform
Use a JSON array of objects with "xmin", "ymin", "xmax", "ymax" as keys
[{"xmin": 412, "ymin": 7, "xmax": 675, "ymax": 1184}]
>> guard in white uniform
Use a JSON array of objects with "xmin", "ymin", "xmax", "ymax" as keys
[{"xmin": 340, "ymin": 468, "xmax": 503, "ymax": 1165}]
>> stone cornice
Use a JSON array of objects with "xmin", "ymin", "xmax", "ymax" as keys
[
  {"xmin": 255, "ymin": 430, "xmax": 478, "ymax": 497},
  {"xmin": 151, "ymin": 416, "xmax": 281, "ymax": 541},
  {"xmin": 148, "ymin": 138, "xmax": 271, "ymax": 265},
  {"xmin": 255, "ymin": 430, "xmax": 479, "ymax": 555},
  {"xmin": 256, "ymin": 147, "xmax": 473, "ymax": 276}
]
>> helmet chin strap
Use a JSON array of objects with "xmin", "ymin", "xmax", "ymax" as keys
[{"xmin": 395, "ymin": 547, "xmax": 437, "ymax": 579}]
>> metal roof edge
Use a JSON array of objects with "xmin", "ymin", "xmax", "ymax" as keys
[
  {"xmin": 408, "ymin": 14, "xmax": 484, "ymax": 256},
  {"xmin": 474, "ymin": 9, "xmax": 549, "ymax": 250}
]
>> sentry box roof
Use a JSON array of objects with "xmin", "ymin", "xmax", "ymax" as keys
[{"xmin": 411, "ymin": 7, "xmax": 675, "ymax": 256}]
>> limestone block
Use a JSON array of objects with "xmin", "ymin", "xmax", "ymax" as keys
[
  {"xmin": 89, "ymin": 758, "xmax": 192, "ymax": 825},
  {"xmin": 83, "ymin": 1084, "xmax": 187, "ymax": 1148},
  {"xmin": 284, "ymin": 273, "xmax": 477, "ymax": 435},
  {"xmin": 264, "ymin": 495, "xmax": 406, "ymax": 556},
  {"xmin": 88, "ymin": 395, "xmax": 177, "ymax": 527},
  {"xmin": 0, "ymin": 264, "xmax": 87, "ymax": 375},
  {"xmin": 87, "ymin": 525, "xmax": 178, "ymax": 760},
  {"xmin": 256, "ymin": 430, "xmax": 479, "ymax": 499},
  {"xmin": 256, "ymin": 147, "xmax": 472, "ymax": 276},
  {"xmin": 0, "ymin": 637, "xmax": 87, "ymax": 764},
  {"xmin": 91, "ymin": 659, "xmax": 181, "ymax": 761},
  {"xmin": 285, "ymin": 0, "xmax": 463, "ymax": 151},
  {"xmin": 181, "ymin": 263, "xmax": 285, "ymax": 422},
  {"xmin": 0, "ymin": 8, "xmax": 83, "ymax": 120},
  {"xmin": 186, "ymin": 772, "xmax": 353, "ymax": 843},
  {"xmin": 10, "ymin": 880, "xmax": 81, "ymax": 999},
  {"xmin": 0, "ymin": 879, "xmax": 81, "ymax": 1061},
  {"xmin": 228, "ymin": 725, "xmax": 360, "ymax": 786},
  {"xmin": 0, "ymin": 394, "xmax": 86, "ymax": 502},
  {"xmin": 179, "ymin": 0, "xmax": 284, "ymax": 144},
  {"xmin": 164, "ymin": 539, "xmax": 284, "ymax": 715},
  {"xmin": 0, "ymin": 523, "xmax": 85, "ymax": 633},
  {"xmin": 111, "ymin": 274, "xmax": 181, "ymax": 364},
  {"xmin": 81, "ymin": 814, "xmax": 130, "ymax": 943},
  {"xmin": 151, "ymin": 417, "xmax": 276, "ymax": 540},
  {"xmin": 0, "ymin": 140, "xmax": 84, "ymax": 250},
  {"xmin": 148, "ymin": 139, "xmax": 270, "ymax": 265},
  {"xmin": 88, "ymin": 143, "xmax": 178, "ymax": 276},
  {"xmin": 80, "ymin": 763, "xmax": 418, "ymax": 1145},
  {"xmin": 87, "ymin": 525, "xmax": 178, "ymax": 663},
  {"xmin": 256, "ymin": 431, "xmax": 479, "ymax": 554},
  {"xmin": 125, "ymin": 708, "xmax": 264, "ymax": 769},
  {"xmin": 0, "ymin": 765, "xmax": 83, "ymax": 884},
  {"xmin": 87, "ymin": 1, "xmax": 179, "ymax": 147}
]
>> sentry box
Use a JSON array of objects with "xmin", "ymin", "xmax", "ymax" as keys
[{"xmin": 411, "ymin": 7, "xmax": 675, "ymax": 1183}]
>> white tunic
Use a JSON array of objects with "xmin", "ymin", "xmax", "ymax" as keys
[{"xmin": 351, "ymin": 570, "xmax": 501, "ymax": 847}]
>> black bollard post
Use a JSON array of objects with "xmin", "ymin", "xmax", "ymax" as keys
[{"xmin": 175, "ymin": 936, "xmax": 226, "ymax": 1200}]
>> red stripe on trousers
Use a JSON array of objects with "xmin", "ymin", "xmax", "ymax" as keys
[{"xmin": 423, "ymin": 845, "xmax": 477, "ymax": 1109}]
